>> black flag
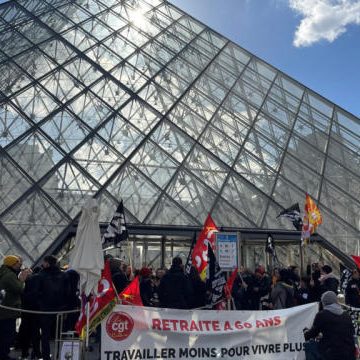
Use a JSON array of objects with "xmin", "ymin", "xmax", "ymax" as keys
[
  {"xmin": 185, "ymin": 232, "xmax": 197, "ymax": 276},
  {"xmin": 265, "ymin": 234, "xmax": 275, "ymax": 256},
  {"xmin": 277, "ymin": 203, "xmax": 303, "ymax": 231},
  {"xmin": 340, "ymin": 263, "xmax": 352, "ymax": 294},
  {"xmin": 206, "ymin": 244, "xmax": 226, "ymax": 308},
  {"xmin": 102, "ymin": 200, "xmax": 128, "ymax": 247}
]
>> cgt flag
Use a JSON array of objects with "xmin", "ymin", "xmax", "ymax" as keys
[
  {"xmin": 301, "ymin": 194, "xmax": 322, "ymax": 246},
  {"xmin": 119, "ymin": 276, "xmax": 143, "ymax": 306},
  {"xmin": 102, "ymin": 200, "xmax": 128, "ymax": 247},
  {"xmin": 75, "ymin": 260, "xmax": 116, "ymax": 340},
  {"xmin": 191, "ymin": 214, "xmax": 218, "ymax": 280},
  {"xmin": 277, "ymin": 203, "xmax": 303, "ymax": 231},
  {"xmin": 206, "ymin": 243, "xmax": 226, "ymax": 309}
]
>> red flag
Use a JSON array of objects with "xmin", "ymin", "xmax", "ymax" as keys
[
  {"xmin": 301, "ymin": 193, "xmax": 322, "ymax": 246},
  {"xmin": 225, "ymin": 267, "xmax": 238, "ymax": 300},
  {"xmin": 191, "ymin": 214, "xmax": 218, "ymax": 280},
  {"xmin": 351, "ymin": 255, "xmax": 360, "ymax": 269},
  {"xmin": 119, "ymin": 276, "xmax": 143, "ymax": 306},
  {"xmin": 75, "ymin": 260, "xmax": 116, "ymax": 339}
]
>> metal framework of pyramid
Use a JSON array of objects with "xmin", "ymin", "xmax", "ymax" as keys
[{"xmin": 0, "ymin": 0, "xmax": 359, "ymax": 264}]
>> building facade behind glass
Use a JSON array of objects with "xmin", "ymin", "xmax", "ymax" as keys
[{"xmin": 0, "ymin": 0, "xmax": 359, "ymax": 265}]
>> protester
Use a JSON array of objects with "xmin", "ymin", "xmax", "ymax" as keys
[
  {"xmin": 295, "ymin": 278, "xmax": 310, "ymax": 306},
  {"xmin": 151, "ymin": 268, "xmax": 166, "ymax": 307},
  {"xmin": 319, "ymin": 265, "xmax": 339, "ymax": 294},
  {"xmin": 345, "ymin": 268, "xmax": 360, "ymax": 308},
  {"xmin": 0, "ymin": 255, "xmax": 31, "ymax": 360},
  {"xmin": 158, "ymin": 257, "xmax": 193, "ymax": 309},
  {"xmin": 253, "ymin": 266, "xmax": 272, "ymax": 310},
  {"xmin": 18, "ymin": 266, "xmax": 42, "ymax": 360},
  {"xmin": 139, "ymin": 267, "xmax": 154, "ymax": 307},
  {"xmin": 232, "ymin": 268, "xmax": 256, "ymax": 310},
  {"xmin": 36, "ymin": 255, "xmax": 69, "ymax": 360},
  {"xmin": 188, "ymin": 265, "xmax": 206, "ymax": 309},
  {"xmin": 304, "ymin": 291, "xmax": 355, "ymax": 360},
  {"xmin": 109, "ymin": 258, "xmax": 128, "ymax": 294},
  {"xmin": 271, "ymin": 268, "xmax": 294, "ymax": 309}
]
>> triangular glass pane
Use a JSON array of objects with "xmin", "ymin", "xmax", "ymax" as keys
[
  {"xmin": 287, "ymin": 134, "xmax": 325, "ymax": 174},
  {"xmin": 1, "ymin": 190, "xmax": 70, "ymax": 259},
  {"xmin": 42, "ymin": 162, "xmax": 101, "ymax": 218},
  {"xmin": 110, "ymin": 62, "xmax": 149, "ymax": 93},
  {"xmin": 327, "ymin": 138, "xmax": 359, "ymax": 176},
  {"xmin": 120, "ymin": 99, "xmax": 161, "ymax": 134},
  {"xmin": 138, "ymin": 82, "xmax": 176, "ymax": 114},
  {"xmin": 321, "ymin": 180, "xmax": 360, "ymax": 231},
  {"xmin": 280, "ymin": 153, "xmax": 321, "ymax": 197},
  {"xmin": 85, "ymin": 44, "xmax": 122, "ymax": 72},
  {"xmin": 319, "ymin": 207, "xmax": 358, "ymax": 255},
  {"xmin": 212, "ymin": 107, "xmax": 250, "ymax": 146},
  {"xmin": 98, "ymin": 114, "xmax": 144, "ymax": 157},
  {"xmin": 40, "ymin": 110, "xmax": 90, "ymax": 152},
  {"xmin": 67, "ymin": 90, "xmax": 112, "ymax": 129},
  {"xmin": 7, "ymin": 131, "xmax": 63, "ymax": 181},
  {"xmin": 212, "ymin": 197, "xmax": 255, "ymax": 228},
  {"xmin": 131, "ymin": 140, "xmax": 178, "ymax": 189},
  {"xmin": 0, "ymin": 155, "xmax": 32, "ymax": 214},
  {"xmin": 63, "ymin": 58, "xmax": 102, "ymax": 88},
  {"xmin": 166, "ymin": 169, "xmax": 217, "ymax": 220},
  {"xmin": 151, "ymin": 119, "xmax": 194, "ymax": 162},
  {"xmin": 90, "ymin": 77, "xmax": 130, "ymax": 109},
  {"xmin": 244, "ymin": 131, "xmax": 284, "ymax": 171},
  {"xmin": 0, "ymin": 104, "xmax": 32, "ymax": 147},
  {"xmin": 0, "ymin": 61, "xmax": 32, "ymax": 97},
  {"xmin": 72, "ymin": 134, "xmax": 124, "ymax": 185},
  {"xmin": 221, "ymin": 174, "xmax": 268, "ymax": 226},
  {"xmin": 145, "ymin": 194, "xmax": 199, "ymax": 225},
  {"xmin": 168, "ymin": 103, "xmax": 207, "ymax": 139},
  {"xmin": 106, "ymin": 164, "xmax": 161, "ymax": 222},
  {"xmin": 39, "ymin": 39, "xmax": 76, "ymax": 65},
  {"xmin": 324, "ymin": 158, "xmax": 360, "ymax": 203},
  {"xmin": 199, "ymin": 124, "xmax": 239, "ymax": 166},
  {"xmin": 185, "ymin": 146, "xmax": 228, "ymax": 192},
  {"xmin": 40, "ymin": 70, "xmax": 84, "ymax": 103},
  {"xmin": 12, "ymin": 85, "xmax": 58, "ymax": 122},
  {"xmin": 234, "ymin": 149, "xmax": 277, "ymax": 195}
]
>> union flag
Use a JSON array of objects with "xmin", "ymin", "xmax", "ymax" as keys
[
  {"xmin": 75, "ymin": 260, "xmax": 116, "ymax": 339},
  {"xmin": 191, "ymin": 214, "xmax": 218, "ymax": 280},
  {"xmin": 301, "ymin": 193, "xmax": 322, "ymax": 246},
  {"xmin": 119, "ymin": 276, "xmax": 143, "ymax": 306}
]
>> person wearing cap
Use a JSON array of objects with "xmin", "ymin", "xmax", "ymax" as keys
[
  {"xmin": 0, "ymin": 255, "xmax": 31, "ymax": 360},
  {"xmin": 253, "ymin": 266, "xmax": 271, "ymax": 310},
  {"xmin": 304, "ymin": 291, "xmax": 355, "ymax": 360}
]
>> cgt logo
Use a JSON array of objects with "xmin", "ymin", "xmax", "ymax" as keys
[{"xmin": 106, "ymin": 312, "xmax": 134, "ymax": 341}]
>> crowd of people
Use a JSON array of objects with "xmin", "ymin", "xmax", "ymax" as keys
[{"xmin": 0, "ymin": 254, "xmax": 359, "ymax": 360}]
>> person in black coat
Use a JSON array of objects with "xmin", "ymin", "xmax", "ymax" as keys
[
  {"xmin": 232, "ymin": 269, "xmax": 256, "ymax": 310},
  {"xmin": 345, "ymin": 268, "xmax": 360, "ymax": 308},
  {"xmin": 319, "ymin": 265, "xmax": 339, "ymax": 294},
  {"xmin": 158, "ymin": 257, "xmax": 193, "ymax": 309},
  {"xmin": 188, "ymin": 265, "xmax": 206, "ymax": 309},
  {"xmin": 35, "ymin": 255, "xmax": 69, "ymax": 360},
  {"xmin": 139, "ymin": 267, "xmax": 154, "ymax": 307},
  {"xmin": 304, "ymin": 291, "xmax": 355, "ymax": 360}
]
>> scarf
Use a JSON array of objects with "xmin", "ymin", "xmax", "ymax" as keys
[{"xmin": 324, "ymin": 303, "xmax": 343, "ymax": 315}]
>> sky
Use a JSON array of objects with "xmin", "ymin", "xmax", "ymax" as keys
[
  {"xmin": 169, "ymin": 0, "xmax": 360, "ymax": 118},
  {"xmin": 0, "ymin": 0, "xmax": 359, "ymax": 117}
]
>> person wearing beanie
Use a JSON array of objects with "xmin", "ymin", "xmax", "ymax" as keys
[
  {"xmin": 0, "ymin": 255, "xmax": 31, "ymax": 360},
  {"xmin": 304, "ymin": 291, "xmax": 355, "ymax": 360}
]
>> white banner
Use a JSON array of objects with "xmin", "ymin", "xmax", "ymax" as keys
[{"xmin": 101, "ymin": 303, "xmax": 318, "ymax": 360}]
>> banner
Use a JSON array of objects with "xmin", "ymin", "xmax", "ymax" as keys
[
  {"xmin": 102, "ymin": 303, "xmax": 318, "ymax": 360},
  {"xmin": 342, "ymin": 303, "xmax": 360, "ymax": 336}
]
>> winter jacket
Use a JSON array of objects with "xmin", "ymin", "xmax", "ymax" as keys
[
  {"xmin": 345, "ymin": 278, "xmax": 360, "ymax": 308},
  {"xmin": 271, "ymin": 281, "xmax": 294, "ymax": 309},
  {"xmin": 35, "ymin": 266, "xmax": 69, "ymax": 311},
  {"xmin": 304, "ymin": 309, "xmax": 355, "ymax": 360},
  {"xmin": 0, "ymin": 264, "xmax": 24, "ymax": 319},
  {"xmin": 158, "ymin": 266, "xmax": 193, "ymax": 309},
  {"xmin": 320, "ymin": 273, "xmax": 339, "ymax": 294}
]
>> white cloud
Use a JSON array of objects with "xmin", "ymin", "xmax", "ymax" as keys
[{"xmin": 289, "ymin": 0, "xmax": 360, "ymax": 47}]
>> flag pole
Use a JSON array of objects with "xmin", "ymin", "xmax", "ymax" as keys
[{"xmin": 85, "ymin": 299, "xmax": 90, "ymax": 349}]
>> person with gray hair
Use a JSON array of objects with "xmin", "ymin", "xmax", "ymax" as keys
[{"xmin": 304, "ymin": 291, "xmax": 355, "ymax": 360}]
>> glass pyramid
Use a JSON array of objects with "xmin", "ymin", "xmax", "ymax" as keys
[{"xmin": 0, "ymin": 0, "xmax": 359, "ymax": 264}]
